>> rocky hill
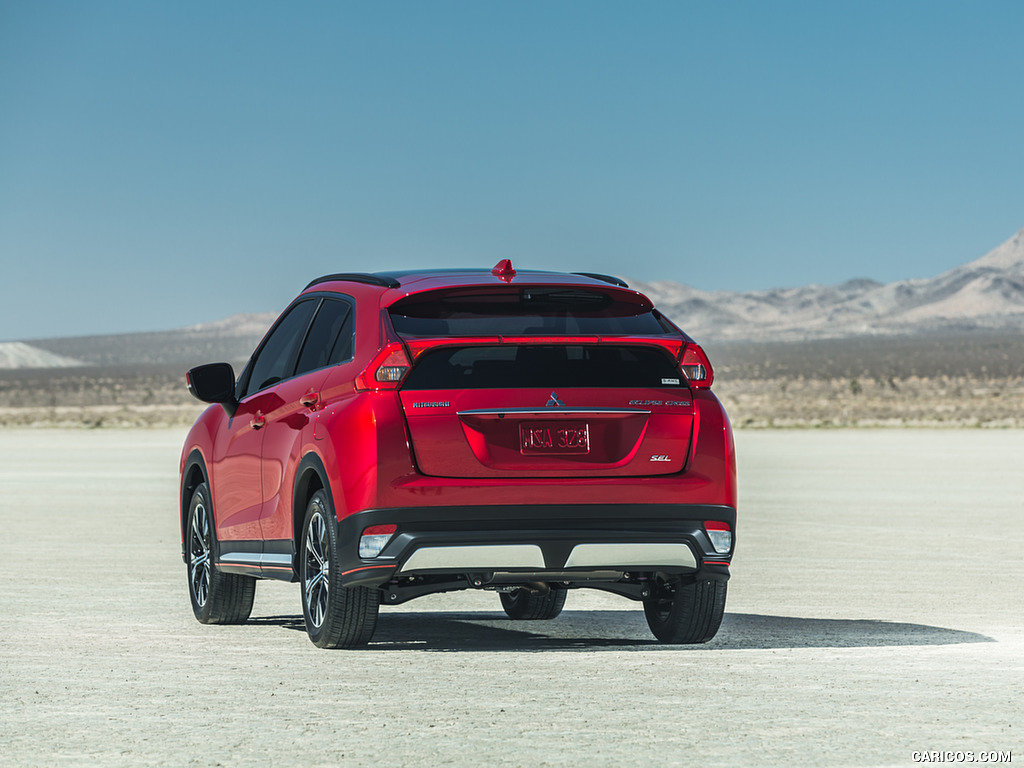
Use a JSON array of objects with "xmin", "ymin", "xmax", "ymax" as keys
[
  {"xmin": 634, "ymin": 227, "xmax": 1024, "ymax": 341},
  {"xmin": 0, "ymin": 342, "xmax": 86, "ymax": 369}
]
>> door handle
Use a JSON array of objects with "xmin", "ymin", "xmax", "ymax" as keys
[
  {"xmin": 251, "ymin": 411, "xmax": 265, "ymax": 430},
  {"xmin": 301, "ymin": 391, "xmax": 320, "ymax": 410}
]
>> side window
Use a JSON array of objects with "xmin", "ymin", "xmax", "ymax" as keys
[
  {"xmin": 243, "ymin": 300, "xmax": 318, "ymax": 397},
  {"xmin": 294, "ymin": 298, "xmax": 354, "ymax": 377},
  {"xmin": 329, "ymin": 301, "xmax": 355, "ymax": 364}
]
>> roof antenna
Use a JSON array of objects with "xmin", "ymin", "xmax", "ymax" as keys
[{"xmin": 491, "ymin": 259, "xmax": 516, "ymax": 282}]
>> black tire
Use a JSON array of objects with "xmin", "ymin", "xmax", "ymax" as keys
[
  {"xmin": 186, "ymin": 482, "xmax": 255, "ymax": 624},
  {"xmin": 500, "ymin": 586, "xmax": 567, "ymax": 620},
  {"xmin": 643, "ymin": 576, "xmax": 727, "ymax": 644},
  {"xmin": 300, "ymin": 490, "xmax": 380, "ymax": 649}
]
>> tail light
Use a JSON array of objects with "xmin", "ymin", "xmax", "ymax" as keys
[
  {"xmin": 704, "ymin": 520, "xmax": 732, "ymax": 554},
  {"xmin": 679, "ymin": 344, "xmax": 714, "ymax": 388},
  {"xmin": 354, "ymin": 343, "xmax": 412, "ymax": 391},
  {"xmin": 359, "ymin": 524, "xmax": 397, "ymax": 558}
]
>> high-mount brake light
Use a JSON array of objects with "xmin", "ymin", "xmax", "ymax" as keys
[
  {"xmin": 679, "ymin": 344, "xmax": 714, "ymax": 388},
  {"xmin": 359, "ymin": 524, "xmax": 397, "ymax": 558},
  {"xmin": 704, "ymin": 520, "xmax": 732, "ymax": 554},
  {"xmin": 354, "ymin": 343, "xmax": 412, "ymax": 391}
]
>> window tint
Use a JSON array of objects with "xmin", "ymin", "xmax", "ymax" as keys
[
  {"xmin": 329, "ymin": 307, "xmax": 355, "ymax": 364},
  {"xmin": 389, "ymin": 288, "xmax": 672, "ymax": 337},
  {"xmin": 244, "ymin": 300, "xmax": 318, "ymax": 396},
  {"xmin": 402, "ymin": 345, "xmax": 686, "ymax": 390},
  {"xmin": 295, "ymin": 298, "xmax": 354, "ymax": 376}
]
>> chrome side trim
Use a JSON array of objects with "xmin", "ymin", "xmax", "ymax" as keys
[
  {"xmin": 220, "ymin": 552, "xmax": 262, "ymax": 565},
  {"xmin": 457, "ymin": 407, "xmax": 650, "ymax": 417},
  {"xmin": 261, "ymin": 554, "xmax": 294, "ymax": 566},
  {"xmin": 399, "ymin": 545, "xmax": 546, "ymax": 572},
  {"xmin": 220, "ymin": 552, "xmax": 293, "ymax": 567},
  {"xmin": 563, "ymin": 543, "xmax": 697, "ymax": 569}
]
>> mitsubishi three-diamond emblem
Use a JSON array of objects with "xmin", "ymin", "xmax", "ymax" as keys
[{"xmin": 546, "ymin": 391, "xmax": 565, "ymax": 407}]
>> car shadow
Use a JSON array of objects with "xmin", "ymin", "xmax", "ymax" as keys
[{"xmin": 247, "ymin": 611, "xmax": 993, "ymax": 652}]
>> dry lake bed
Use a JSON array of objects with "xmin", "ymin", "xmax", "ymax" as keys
[{"xmin": 1, "ymin": 428, "xmax": 1021, "ymax": 767}]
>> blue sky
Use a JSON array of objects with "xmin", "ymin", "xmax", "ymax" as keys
[{"xmin": 2, "ymin": 1, "xmax": 1023, "ymax": 340}]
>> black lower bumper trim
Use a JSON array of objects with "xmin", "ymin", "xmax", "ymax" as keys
[{"xmin": 335, "ymin": 503, "xmax": 735, "ymax": 592}]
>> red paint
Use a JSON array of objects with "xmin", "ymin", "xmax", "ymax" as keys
[{"xmin": 181, "ymin": 268, "xmax": 736, "ymax": 558}]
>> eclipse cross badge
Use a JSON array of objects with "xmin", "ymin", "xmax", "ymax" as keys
[{"xmin": 546, "ymin": 391, "xmax": 565, "ymax": 407}]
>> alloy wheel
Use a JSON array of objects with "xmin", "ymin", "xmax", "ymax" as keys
[
  {"xmin": 189, "ymin": 500, "xmax": 211, "ymax": 607},
  {"xmin": 304, "ymin": 509, "xmax": 330, "ymax": 628}
]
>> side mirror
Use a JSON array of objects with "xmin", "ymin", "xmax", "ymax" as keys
[{"xmin": 186, "ymin": 363, "xmax": 239, "ymax": 417}]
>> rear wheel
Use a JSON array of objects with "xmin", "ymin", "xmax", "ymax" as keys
[
  {"xmin": 643, "ymin": 576, "xmax": 726, "ymax": 644},
  {"xmin": 186, "ymin": 483, "xmax": 255, "ymax": 624},
  {"xmin": 500, "ymin": 586, "xmax": 567, "ymax": 620},
  {"xmin": 300, "ymin": 490, "xmax": 380, "ymax": 648}
]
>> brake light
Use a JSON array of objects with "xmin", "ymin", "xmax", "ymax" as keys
[
  {"xmin": 704, "ymin": 520, "xmax": 732, "ymax": 554},
  {"xmin": 359, "ymin": 524, "xmax": 397, "ymax": 558},
  {"xmin": 679, "ymin": 344, "xmax": 714, "ymax": 388},
  {"xmin": 354, "ymin": 343, "xmax": 412, "ymax": 391}
]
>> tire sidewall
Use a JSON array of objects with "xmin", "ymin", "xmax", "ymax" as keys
[{"xmin": 643, "ymin": 576, "xmax": 727, "ymax": 644}]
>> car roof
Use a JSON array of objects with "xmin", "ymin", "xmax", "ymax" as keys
[
  {"xmin": 299, "ymin": 261, "xmax": 659, "ymax": 311},
  {"xmin": 304, "ymin": 262, "xmax": 643, "ymax": 299},
  {"xmin": 381, "ymin": 268, "xmax": 626, "ymax": 289}
]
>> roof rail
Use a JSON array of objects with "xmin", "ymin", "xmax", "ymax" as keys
[
  {"xmin": 572, "ymin": 272, "xmax": 629, "ymax": 288},
  {"xmin": 305, "ymin": 273, "xmax": 401, "ymax": 290}
]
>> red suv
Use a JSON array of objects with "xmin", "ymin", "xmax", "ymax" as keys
[{"xmin": 181, "ymin": 261, "xmax": 736, "ymax": 648}]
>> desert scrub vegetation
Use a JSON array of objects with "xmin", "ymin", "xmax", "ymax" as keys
[
  {"xmin": 0, "ymin": 365, "xmax": 204, "ymax": 427},
  {"xmin": 715, "ymin": 375, "xmax": 1024, "ymax": 428}
]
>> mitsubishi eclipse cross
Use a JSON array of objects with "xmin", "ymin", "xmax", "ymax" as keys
[{"xmin": 180, "ymin": 261, "xmax": 736, "ymax": 648}]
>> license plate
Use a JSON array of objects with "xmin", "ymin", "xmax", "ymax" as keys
[{"xmin": 519, "ymin": 422, "xmax": 590, "ymax": 454}]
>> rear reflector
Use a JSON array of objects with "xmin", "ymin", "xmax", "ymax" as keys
[
  {"xmin": 680, "ymin": 344, "xmax": 714, "ymax": 388},
  {"xmin": 704, "ymin": 520, "xmax": 732, "ymax": 554},
  {"xmin": 359, "ymin": 524, "xmax": 397, "ymax": 558}
]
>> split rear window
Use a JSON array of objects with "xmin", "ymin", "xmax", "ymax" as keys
[
  {"xmin": 402, "ymin": 345, "xmax": 686, "ymax": 390},
  {"xmin": 389, "ymin": 287, "xmax": 673, "ymax": 337}
]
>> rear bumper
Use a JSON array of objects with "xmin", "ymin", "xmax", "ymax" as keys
[{"xmin": 335, "ymin": 503, "xmax": 735, "ymax": 591}]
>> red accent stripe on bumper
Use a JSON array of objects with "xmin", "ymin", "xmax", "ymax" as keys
[{"xmin": 341, "ymin": 564, "xmax": 397, "ymax": 577}]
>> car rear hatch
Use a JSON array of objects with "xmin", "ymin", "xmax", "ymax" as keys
[{"xmin": 386, "ymin": 285, "xmax": 696, "ymax": 479}]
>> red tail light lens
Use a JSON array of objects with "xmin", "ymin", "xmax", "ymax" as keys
[
  {"xmin": 354, "ymin": 343, "xmax": 412, "ymax": 391},
  {"xmin": 679, "ymin": 344, "xmax": 714, "ymax": 388}
]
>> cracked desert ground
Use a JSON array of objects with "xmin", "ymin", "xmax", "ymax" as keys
[{"xmin": 1, "ymin": 428, "xmax": 1021, "ymax": 767}]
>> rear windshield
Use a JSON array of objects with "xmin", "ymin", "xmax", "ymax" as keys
[
  {"xmin": 403, "ymin": 345, "xmax": 687, "ymax": 390},
  {"xmin": 389, "ymin": 287, "xmax": 672, "ymax": 337}
]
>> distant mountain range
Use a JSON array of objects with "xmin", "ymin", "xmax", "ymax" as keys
[
  {"xmin": 632, "ymin": 227, "xmax": 1024, "ymax": 341},
  {"xmin": 3, "ymin": 227, "xmax": 1023, "ymax": 369},
  {"xmin": 4, "ymin": 313, "xmax": 277, "ymax": 370}
]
